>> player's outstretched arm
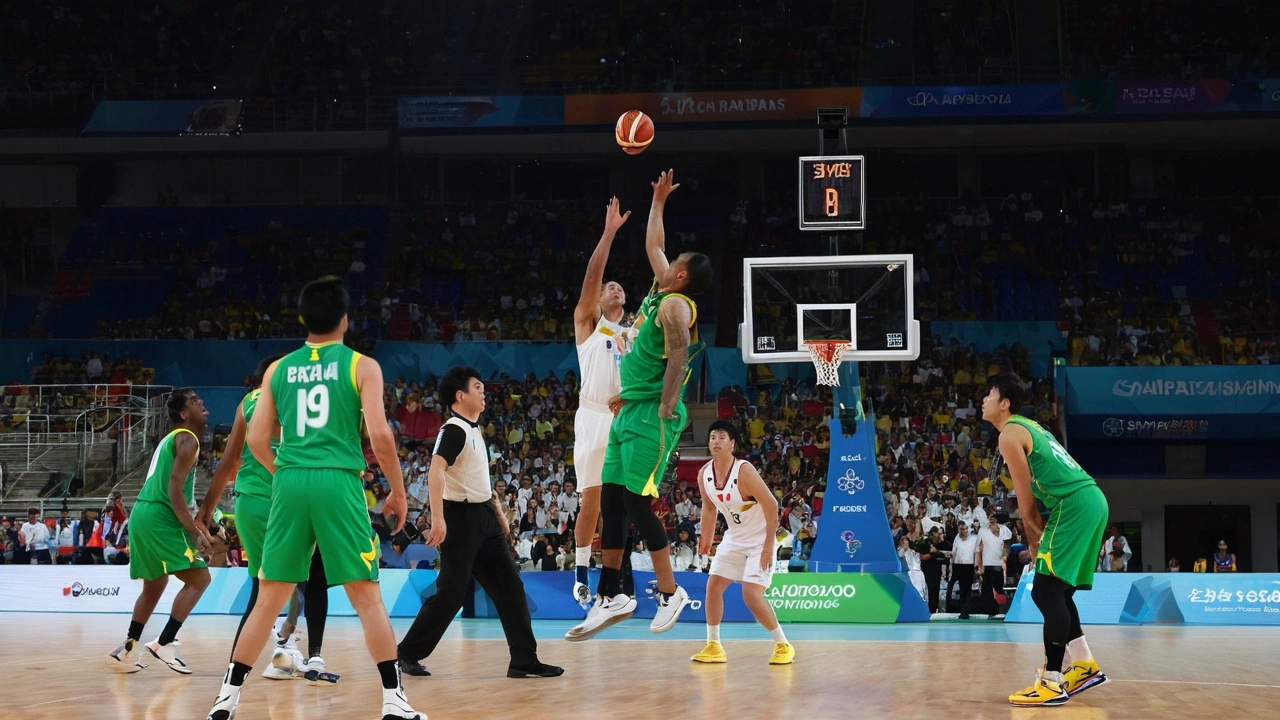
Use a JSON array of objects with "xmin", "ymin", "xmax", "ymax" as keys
[
  {"xmin": 246, "ymin": 361, "xmax": 281, "ymax": 475},
  {"xmin": 575, "ymin": 197, "xmax": 630, "ymax": 340},
  {"xmin": 197, "ymin": 403, "xmax": 245, "ymax": 527},
  {"xmin": 738, "ymin": 463, "xmax": 779, "ymax": 569},
  {"xmin": 656, "ymin": 295, "xmax": 692, "ymax": 419},
  {"xmin": 646, "ymin": 169, "xmax": 680, "ymax": 280},
  {"xmin": 357, "ymin": 355, "xmax": 406, "ymax": 535}
]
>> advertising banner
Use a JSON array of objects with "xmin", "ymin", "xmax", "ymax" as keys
[
  {"xmin": 81, "ymin": 99, "xmax": 244, "ymax": 137},
  {"xmin": 1061, "ymin": 366, "xmax": 1280, "ymax": 416},
  {"xmin": 809, "ymin": 417, "xmax": 902, "ymax": 574},
  {"xmin": 396, "ymin": 96, "xmax": 564, "ymax": 128},
  {"xmin": 2, "ymin": 566, "xmax": 927, "ymax": 623},
  {"xmin": 1113, "ymin": 80, "xmax": 1233, "ymax": 114},
  {"xmin": 860, "ymin": 84, "xmax": 1065, "ymax": 118},
  {"xmin": 1006, "ymin": 572, "xmax": 1280, "ymax": 625},
  {"xmin": 564, "ymin": 88, "xmax": 860, "ymax": 125}
]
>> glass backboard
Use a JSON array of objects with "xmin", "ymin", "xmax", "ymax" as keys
[{"xmin": 741, "ymin": 254, "xmax": 920, "ymax": 363}]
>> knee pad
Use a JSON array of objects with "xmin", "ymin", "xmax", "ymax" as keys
[
  {"xmin": 623, "ymin": 490, "xmax": 669, "ymax": 552},
  {"xmin": 599, "ymin": 484, "xmax": 630, "ymax": 551}
]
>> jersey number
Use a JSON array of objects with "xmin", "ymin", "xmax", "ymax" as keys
[
  {"xmin": 297, "ymin": 385, "xmax": 330, "ymax": 437},
  {"xmin": 1043, "ymin": 434, "xmax": 1081, "ymax": 470},
  {"xmin": 730, "ymin": 511, "xmax": 742, "ymax": 525}
]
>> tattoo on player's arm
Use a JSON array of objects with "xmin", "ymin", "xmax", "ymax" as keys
[{"xmin": 659, "ymin": 298, "xmax": 691, "ymax": 405}]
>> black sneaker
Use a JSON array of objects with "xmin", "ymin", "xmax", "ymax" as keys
[
  {"xmin": 398, "ymin": 657, "xmax": 431, "ymax": 677},
  {"xmin": 507, "ymin": 660, "xmax": 565, "ymax": 678}
]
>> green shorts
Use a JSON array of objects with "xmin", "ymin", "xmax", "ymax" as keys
[
  {"xmin": 128, "ymin": 500, "xmax": 208, "ymax": 581},
  {"xmin": 602, "ymin": 399, "xmax": 686, "ymax": 497},
  {"xmin": 234, "ymin": 491, "xmax": 271, "ymax": 578},
  {"xmin": 1035, "ymin": 484, "xmax": 1109, "ymax": 590},
  {"xmin": 260, "ymin": 467, "xmax": 380, "ymax": 585}
]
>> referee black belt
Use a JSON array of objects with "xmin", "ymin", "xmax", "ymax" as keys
[{"xmin": 443, "ymin": 498, "xmax": 492, "ymax": 506}]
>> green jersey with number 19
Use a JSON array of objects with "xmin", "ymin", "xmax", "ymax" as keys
[
  {"xmin": 271, "ymin": 341, "xmax": 366, "ymax": 472},
  {"xmin": 1004, "ymin": 414, "xmax": 1095, "ymax": 508}
]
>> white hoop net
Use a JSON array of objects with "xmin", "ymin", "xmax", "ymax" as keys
[{"xmin": 805, "ymin": 340, "xmax": 851, "ymax": 386}]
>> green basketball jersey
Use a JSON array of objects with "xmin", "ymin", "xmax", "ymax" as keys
[
  {"xmin": 1004, "ymin": 415, "xmax": 1095, "ymax": 507},
  {"xmin": 618, "ymin": 288, "xmax": 706, "ymax": 401},
  {"xmin": 271, "ymin": 341, "xmax": 367, "ymax": 472},
  {"xmin": 136, "ymin": 428, "xmax": 200, "ymax": 508},
  {"xmin": 234, "ymin": 389, "xmax": 275, "ymax": 498}
]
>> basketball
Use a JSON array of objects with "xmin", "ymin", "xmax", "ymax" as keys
[{"xmin": 615, "ymin": 110, "xmax": 654, "ymax": 155}]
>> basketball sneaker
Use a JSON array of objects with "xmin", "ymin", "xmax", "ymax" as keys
[
  {"xmin": 1009, "ymin": 670, "xmax": 1070, "ymax": 706},
  {"xmin": 145, "ymin": 639, "xmax": 191, "ymax": 675},
  {"xmin": 650, "ymin": 586, "xmax": 690, "ymax": 633},
  {"xmin": 1062, "ymin": 659, "xmax": 1108, "ymax": 696},
  {"xmin": 381, "ymin": 686, "xmax": 424, "ymax": 720},
  {"xmin": 768, "ymin": 642, "xmax": 796, "ymax": 666},
  {"xmin": 565, "ymin": 594, "xmax": 637, "ymax": 641},
  {"xmin": 691, "ymin": 641, "xmax": 727, "ymax": 663},
  {"xmin": 262, "ymin": 647, "xmax": 305, "ymax": 680},
  {"xmin": 104, "ymin": 638, "xmax": 146, "ymax": 673},
  {"xmin": 206, "ymin": 686, "xmax": 240, "ymax": 720},
  {"xmin": 573, "ymin": 580, "xmax": 592, "ymax": 609},
  {"xmin": 303, "ymin": 656, "xmax": 340, "ymax": 683}
]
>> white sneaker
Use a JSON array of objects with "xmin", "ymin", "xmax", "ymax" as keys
[
  {"xmin": 572, "ymin": 581, "xmax": 592, "ymax": 609},
  {"xmin": 262, "ymin": 647, "xmax": 305, "ymax": 680},
  {"xmin": 104, "ymin": 639, "xmax": 146, "ymax": 673},
  {"xmin": 145, "ymin": 639, "xmax": 191, "ymax": 674},
  {"xmin": 565, "ymin": 594, "xmax": 637, "ymax": 641},
  {"xmin": 302, "ymin": 656, "xmax": 339, "ymax": 683},
  {"xmin": 206, "ymin": 686, "xmax": 240, "ymax": 720},
  {"xmin": 650, "ymin": 586, "xmax": 690, "ymax": 633},
  {"xmin": 381, "ymin": 688, "xmax": 424, "ymax": 720}
]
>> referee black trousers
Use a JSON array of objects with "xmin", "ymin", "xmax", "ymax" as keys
[{"xmin": 398, "ymin": 501, "xmax": 537, "ymax": 666}]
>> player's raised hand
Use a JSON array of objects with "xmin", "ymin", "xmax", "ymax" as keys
[
  {"xmin": 604, "ymin": 196, "xmax": 631, "ymax": 234},
  {"xmin": 651, "ymin": 169, "xmax": 680, "ymax": 202}
]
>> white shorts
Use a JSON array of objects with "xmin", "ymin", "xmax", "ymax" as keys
[
  {"xmin": 709, "ymin": 540, "xmax": 774, "ymax": 587},
  {"xmin": 573, "ymin": 406, "xmax": 614, "ymax": 491}
]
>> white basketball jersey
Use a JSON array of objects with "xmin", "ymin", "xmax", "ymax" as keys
[
  {"xmin": 700, "ymin": 459, "xmax": 767, "ymax": 545},
  {"xmin": 576, "ymin": 314, "xmax": 625, "ymax": 407}
]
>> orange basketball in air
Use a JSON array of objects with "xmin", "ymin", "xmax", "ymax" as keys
[{"xmin": 615, "ymin": 110, "xmax": 654, "ymax": 155}]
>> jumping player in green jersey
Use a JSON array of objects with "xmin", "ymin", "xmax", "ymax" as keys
[
  {"xmin": 207, "ymin": 277, "xmax": 422, "ymax": 720},
  {"xmin": 199, "ymin": 353, "xmax": 337, "ymax": 680},
  {"xmin": 105, "ymin": 389, "xmax": 213, "ymax": 675},
  {"xmin": 567, "ymin": 170, "xmax": 712, "ymax": 641},
  {"xmin": 985, "ymin": 373, "xmax": 1110, "ymax": 707}
]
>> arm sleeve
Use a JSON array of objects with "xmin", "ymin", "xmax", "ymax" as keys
[{"xmin": 432, "ymin": 424, "xmax": 467, "ymax": 466}]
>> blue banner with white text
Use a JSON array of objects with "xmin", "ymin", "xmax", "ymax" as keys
[
  {"xmin": 1006, "ymin": 572, "xmax": 1280, "ymax": 625},
  {"xmin": 1062, "ymin": 366, "xmax": 1280, "ymax": 441}
]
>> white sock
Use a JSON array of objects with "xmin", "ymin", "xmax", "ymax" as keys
[
  {"xmin": 769, "ymin": 626, "xmax": 788, "ymax": 644},
  {"xmin": 575, "ymin": 546, "xmax": 592, "ymax": 568},
  {"xmin": 1067, "ymin": 636, "xmax": 1093, "ymax": 664},
  {"xmin": 1043, "ymin": 670, "xmax": 1064, "ymax": 684},
  {"xmin": 707, "ymin": 624, "xmax": 720, "ymax": 642}
]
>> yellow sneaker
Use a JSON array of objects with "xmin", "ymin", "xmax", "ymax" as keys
[
  {"xmin": 1009, "ymin": 671, "xmax": 1069, "ymax": 706},
  {"xmin": 1063, "ymin": 658, "xmax": 1109, "ymax": 696},
  {"xmin": 768, "ymin": 642, "xmax": 795, "ymax": 665},
  {"xmin": 691, "ymin": 641, "xmax": 727, "ymax": 663}
]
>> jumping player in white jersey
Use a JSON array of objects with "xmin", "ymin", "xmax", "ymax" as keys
[
  {"xmin": 571, "ymin": 196, "xmax": 631, "ymax": 606},
  {"xmin": 692, "ymin": 420, "xmax": 794, "ymax": 665}
]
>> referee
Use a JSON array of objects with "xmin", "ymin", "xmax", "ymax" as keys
[{"xmin": 397, "ymin": 366, "xmax": 563, "ymax": 679}]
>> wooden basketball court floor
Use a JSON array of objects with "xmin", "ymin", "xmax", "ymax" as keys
[{"xmin": 6, "ymin": 613, "xmax": 1279, "ymax": 719}]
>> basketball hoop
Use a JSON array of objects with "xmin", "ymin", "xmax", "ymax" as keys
[{"xmin": 804, "ymin": 340, "xmax": 851, "ymax": 386}]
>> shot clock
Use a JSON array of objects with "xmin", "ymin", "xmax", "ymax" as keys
[{"xmin": 797, "ymin": 155, "xmax": 866, "ymax": 231}]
